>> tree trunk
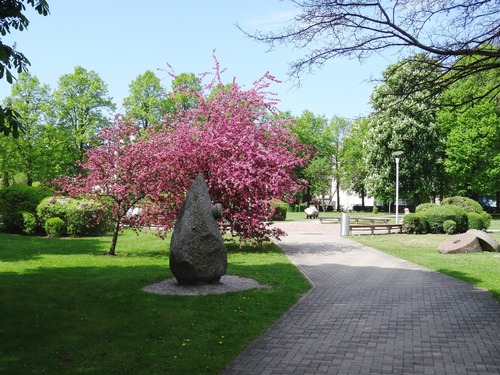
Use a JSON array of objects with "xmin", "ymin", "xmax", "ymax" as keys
[
  {"xmin": 108, "ymin": 220, "xmax": 121, "ymax": 256},
  {"xmin": 2, "ymin": 171, "xmax": 10, "ymax": 187}
]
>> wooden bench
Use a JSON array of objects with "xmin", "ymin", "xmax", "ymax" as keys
[
  {"xmin": 350, "ymin": 217, "xmax": 391, "ymax": 224},
  {"xmin": 319, "ymin": 217, "xmax": 340, "ymax": 224},
  {"xmin": 349, "ymin": 223, "xmax": 403, "ymax": 235}
]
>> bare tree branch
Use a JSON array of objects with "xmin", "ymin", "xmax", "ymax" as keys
[{"xmin": 239, "ymin": 0, "xmax": 500, "ymax": 106}]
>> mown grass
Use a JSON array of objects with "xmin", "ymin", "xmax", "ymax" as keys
[
  {"xmin": 350, "ymin": 230, "xmax": 500, "ymax": 302},
  {"xmin": 0, "ymin": 229, "xmax": 311, "ymax": 375}
]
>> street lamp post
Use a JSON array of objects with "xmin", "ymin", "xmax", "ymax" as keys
[{"xmin": 392, "ymin": 151, "xmax": 403, "ymax": 224}]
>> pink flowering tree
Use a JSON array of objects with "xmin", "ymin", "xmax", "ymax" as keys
[
  {"xmin": 57, "ymin": 58, "xmax": 308, "ymax": 254},
  {"xmin": 156, "ymin": 61, "xmax": 309, "ymax": 243},
  {"xmin": 56, "ymin": 116, "xmax": 191, "ymax": 255}
]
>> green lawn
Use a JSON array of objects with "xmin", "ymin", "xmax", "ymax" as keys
[
  {"xmin": 350, "ymin": 231, "xmax": 500, "ymax": 301},
  {"xmin": 0, "ymin": 229, "xmax": 311, "ymax": 375}
]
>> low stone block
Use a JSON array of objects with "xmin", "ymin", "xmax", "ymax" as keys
[
  {"xmin": 438, "ymin": 232, "xmax": 483, "ymax": 254},
  {"xmin": 467, "ymin": 229, "xmax": 500, "ymax": 252}
]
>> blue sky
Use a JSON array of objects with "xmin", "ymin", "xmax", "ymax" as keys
[{"xmin": 1, "ymin": 0, "xmax": 398, "ymax": 120}]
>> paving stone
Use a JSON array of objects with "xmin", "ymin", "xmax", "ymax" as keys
[{"xmin": 221, "ymin": 221, "xmax": 500, "ymax": 374}]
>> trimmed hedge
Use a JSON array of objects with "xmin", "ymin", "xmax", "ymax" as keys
[
  {"xmin": 402, "ymin": 213, "xmax": 426, "ymax": 234},
  {"xmin": 0, "ymin": 185, "xmax": 53, "ymax": 233},
  {"xmin": 467, "ymin": 212, "xmax": 490, "ymax": 230},
  {"xmin": 37, "ymin": 197, "xmax": 111, "ymax": 237}
]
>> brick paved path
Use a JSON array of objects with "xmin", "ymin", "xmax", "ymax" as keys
[{"xmin": 222, "ymin": 221, "xmax": 500, "ymax": 374}]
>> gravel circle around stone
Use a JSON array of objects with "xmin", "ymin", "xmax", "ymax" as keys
[{"xmin": 143, "ymin": 275, "xmax": 271, "ymax": 296}]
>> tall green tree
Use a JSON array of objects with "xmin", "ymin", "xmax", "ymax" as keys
[
  {"xmin": 53, "ymin": 66, "xmax": 116, "ymax": 171},
  {"xmin": 365, "ymin": 54, "xmax": 446, "ymax": 206},
  {"xmin": 340, "ymin": 116, "xmax": 370, "ymax": 207},
  {"xmin": 438, "ymin": 58, "xmax": 500, "ymax": 202},
  {"xmin": 292, "ymin": 110, "xmax": 332, "ymax": 205},
  {"xmin": 0, "ymin": 0, "xmax": 50, "ymax": 137},
  {"xmin": 169, "ymin": 72, "xmax": 202, "ymax": 111},
  {"xmin": 330, "ymin": 115, "xmax": 350, "ymax": 211},
  {"xmin": 292, "ymin": 110, "xmax": 349, "ymax": 210},
  {"xmin": 123, "ymin": 70, "xmax": 167, "ymax": 129},
  {"xmin": 1, "ymin": 73, "xmax": 52, "ymax": 185}
]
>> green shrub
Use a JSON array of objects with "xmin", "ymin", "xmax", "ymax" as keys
[
  {"xmin": 425, "ymin": 205, "xmax": 468, "ymax": 234},
  {"xmin": 37, "ymin": 197, "xmax": 111, "ymax": 237},
  {"xmin": 21, "ymin": 211, "xmax": 37, "ymax": 235},
  {"xmin": 45, "ymin": 217, "xmax": 66, "ymax": 237},
  {"xmin": 37, "ymin": 196, "xmax": 70, "ymax": 224},
  {"xmin": 269, "ymin": 200, "xmax": 288, "ymax": 221},
  {"xmin": 442, "ymin": 196, "xmax": 483, "ymax": 214},
  {"xmin": 480, "ymin": 211, "xmax": 492, "ymax": 229},
  {"xmin": 402, "ymin": 213, "xmax": 426, "ymax": 234},
  {"xmin": 415, "ymin": 202, "xmax": 437, "ymax": 212},
  {"xmin": 0, "ymin": 185, "xmax": 53, "ymax": 233},
  {"xmin": 372, "ymin": 206, "xmax": 378, "ymax": 214},
  {"xmin": 443, "ymin": 220, "xmax": 457, "ymax": 235},
  {"xmin": 467, "ymin": 212, "xmax": 487, "ymax": 230},
  {"xmin": 66, "ymin": 201, "xmax": 111, "ymax": 236},
  {"xmin": 441, "ymin": 196, "xmax": 491, "ymax": 229},
  {"xmin": 403, "ymin": 213, "xmax": 422, "ymax": 234}
]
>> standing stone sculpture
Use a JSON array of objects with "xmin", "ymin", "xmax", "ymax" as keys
[{"xmin": 169, "ymin": 173, "xmax": 227, "ymax": 285}]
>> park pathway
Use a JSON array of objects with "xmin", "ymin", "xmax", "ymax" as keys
[{"xmin": 221, "ymin": 220, "xmax": 500, "ymax": 374}]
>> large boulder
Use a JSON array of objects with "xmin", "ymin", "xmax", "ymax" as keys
[
  {"xmin": 169, "ymin": 174, "xmax": 227, "ymax": 285},
  {"xmin": 438, "ymin": 232, "xmax": 483, "ymax": 254},
  {"xmin": 467, "ymin": 229, "xmax": 500, "ymax": 252}
]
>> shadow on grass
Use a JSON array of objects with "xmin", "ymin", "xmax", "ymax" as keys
[
  {"xmin": 436, "ymin": 268, "xmax": 482, "ymax": 285},
  {"xmin": 0, "ymin": 232, "xmax": 112, "ymax": 261},
  {"xmin": 0, "ymin": 230, "xmax": 169, "ymax": 262},
  {"xmin": 0, "ymin": 244, "xmax": 310, "ymax": 375}
]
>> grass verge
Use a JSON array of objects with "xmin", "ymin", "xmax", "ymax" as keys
[
  {"xmin": 0, "ymin": 229, "xmax": 311, "ymax": 375},
  {"xmin": 350, "ymin": 232, "xmax": 500, "ymax": 302}
]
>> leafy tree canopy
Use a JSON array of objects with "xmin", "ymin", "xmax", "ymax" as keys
[{"xmin": 0, "ymin": 0, "xmax": 49, "ymax": 137}]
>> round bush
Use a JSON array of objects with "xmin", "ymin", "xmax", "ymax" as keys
[
  {"xmin": 425, "ymin": 205, "xmax": 468, "ymax": 234},
  {"xmin": 45, "ymin": 217, "xmax": 66, "ymax": 237},
  {"xmin": 0, "ymin": 185, "xmax": 53, "ymax": 233},
  {"xmin": 443, "ymin": 220, "xmax": 457, "ymax": 235},
  {"xmin": 269, "ymin": 200, "xmax": 288, "ymax": 221},
  {"xmin": 441, "ymin": 196, "xmax": 483, "ymax": 214}
]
